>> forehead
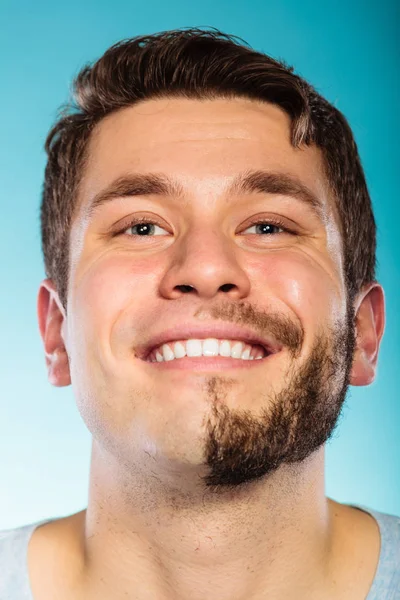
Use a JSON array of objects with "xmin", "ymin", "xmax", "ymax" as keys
[{"xmin": 78, "ymin": 97, "xmax": 338, "ymax": 225}]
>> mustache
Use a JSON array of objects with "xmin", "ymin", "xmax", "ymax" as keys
[{"xmin": 195, "ymin": 300, "xmax": 304, "ymax": 357}]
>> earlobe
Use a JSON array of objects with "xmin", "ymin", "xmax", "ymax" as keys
[
  {"xmin": 349, "ymin": 283, "xmax": 386, "ymax": 387},
  {"xmin": 37, "ymin": 279, "xmax": 71, "ymax": 387}
]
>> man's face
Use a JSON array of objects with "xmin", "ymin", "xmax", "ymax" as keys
[{"xmin": 63, "ymin": 97, "xmax": 355, "ymax": 490}]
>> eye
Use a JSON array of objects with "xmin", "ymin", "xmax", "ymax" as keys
[
  {"xmin": 120, "ymin": 218, "xmax": 169, "ymax": 237},
  {"xmin": 241, "ymin": 218, "xmax": 291, "ymax": 236}
]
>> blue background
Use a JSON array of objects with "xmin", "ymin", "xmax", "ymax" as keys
[{"xmin": 1, "ymin": 0, "xmax": 399, "ymax": 529}]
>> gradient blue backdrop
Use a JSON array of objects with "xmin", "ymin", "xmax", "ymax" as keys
[{"xmin": 1, "ymin": 0, "xmax": 399, "ymax": 529}]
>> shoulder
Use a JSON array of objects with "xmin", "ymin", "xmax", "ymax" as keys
[
  {"xmin": 0, "ymin": 519, "xmax": 49, "ymax": 599},
  {"xmin": 0, "ymin": 519, "xmax": 45, "ymax": 568},
  {"xmin": 358, "ymin": 504, "xmax": 400, "ymax": 562},
  {"xmin": 351, "ymin": 504, "xmax": 400, "ymax": 599}
]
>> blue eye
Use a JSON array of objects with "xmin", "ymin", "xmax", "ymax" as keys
[
  {"xmin": 243, "ymin": 220, "xmax": 289, "ymax": 235},
  {"xmin": 122, "ymin": 220, "xmax": 168, "ymax": 236}
]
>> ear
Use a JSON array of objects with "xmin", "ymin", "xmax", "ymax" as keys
[
  {"xmin": 349, "ymin": 282, "xmax": 385, "ymax": 386},
  {"xmin": 37, "ymin": 279, "xmax": 71, "ymax": 387}
]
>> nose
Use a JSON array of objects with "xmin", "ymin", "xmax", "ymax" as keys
[{"xmin": 158, "ymin": 226, "xmax": 251, "ymax": 301}]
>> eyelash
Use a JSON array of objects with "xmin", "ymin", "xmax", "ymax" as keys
[{"xmin": 115, "ymin": 216, "xmax": 293, "ymax": 238}]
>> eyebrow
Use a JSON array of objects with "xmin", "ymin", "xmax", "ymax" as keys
[{"xmin": 85, "ymin": 170, "xmax": 326, "ymax": 222}]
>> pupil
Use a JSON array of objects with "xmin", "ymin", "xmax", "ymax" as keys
[
  {"xmin": 136, "ymin": 223, "xmax": 153, "ymax": 235},
  {"xmin": 257, "ymin": 224, "xmax": 274, "ymax": 234}
]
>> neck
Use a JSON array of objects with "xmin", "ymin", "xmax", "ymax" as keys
[{"xmin": 71, "ymin": 444, "xmax": 336, "ymax": 600}]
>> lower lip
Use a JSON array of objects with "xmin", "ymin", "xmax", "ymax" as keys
[{"xmin": 141, "ymin": 353, "xmax": 277, "ymax": 371}]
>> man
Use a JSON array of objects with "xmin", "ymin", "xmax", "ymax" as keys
[{"xmin": 1, "ymin": 28, "xmax": 399, "ymax": 600}]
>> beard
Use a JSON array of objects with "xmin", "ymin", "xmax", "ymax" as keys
[{"xmin": 200, "ymin": 295, "xmax": 357, "ymax": 491}]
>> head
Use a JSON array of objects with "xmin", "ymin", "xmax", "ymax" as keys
[{"xmin": 38, "ymin": 28, "xmax": 385, "ymax": 495}]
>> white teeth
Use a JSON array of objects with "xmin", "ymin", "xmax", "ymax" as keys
[
  {"xmin": 162, "ymin": 344, "xmax": 175, "ymax": 361},
  {"xmin": 241, "ymin": 347, "xmax": 251, "ymax": 360},
  {"xmin": 173, "ymin": 341, "xmax": 186, "ymax": 358},
  {"xmin": 149, "ymin": 338, "xmax": 266, "ymax": 363},
  {"xmin": 231, "ymin": 341, "xmax": 244, "ymax": 358},
  {"xmin": 219, "ymin": 340, "xmax": 232, "ymax": 357},
  {"xmin": 186, "ymin": 339, "xmax": 203, "ymax": 357},
  {"xmin": 201, "ymin": 338, "xmax": 220, "ymax": 357}
]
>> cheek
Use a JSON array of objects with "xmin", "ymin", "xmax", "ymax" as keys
[
  {"xmin": 70, "ymin": 253, "xmax": 158, "ymax": 362},
  {"xmin": 72, "ymin": 254, "xmax": 151, "ymax": 330},
  {"xmin": 68, "ymin": 256, "xmax": 152, "ymax": 427},
  {"xmin": 248, "ymin": 250, "xmax": 343, "ymax": 323}
]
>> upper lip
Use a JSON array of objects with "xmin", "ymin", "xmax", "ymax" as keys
[{"xmin": 135, "ymin": 324, "xmax": 283, "ymax": 360}]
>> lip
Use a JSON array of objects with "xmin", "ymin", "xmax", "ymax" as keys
[{"xmin": 135, "ymin": 324, "xmax": 283, "ymax": 361}]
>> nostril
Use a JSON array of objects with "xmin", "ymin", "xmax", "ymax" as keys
[
  {"xmin": 177, "ymin": 285, "xmax": 194, "ymax": 293},
  {"xmin": 220, "ymin": 284, "xmax": 235, "ymax": 292}
]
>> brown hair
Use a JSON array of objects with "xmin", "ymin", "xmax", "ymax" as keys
[{"xmin": 41, "ymin": 27, "xmax": 377, "ymax": 312}]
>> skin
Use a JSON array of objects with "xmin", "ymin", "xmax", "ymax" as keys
[{"xmin": 34, "ymin": 97, "xmax": 385, "ymax": 600}]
